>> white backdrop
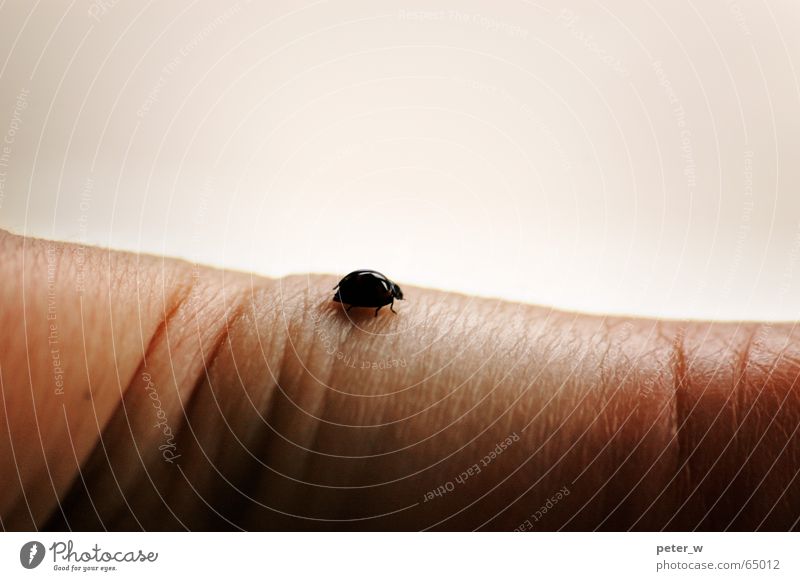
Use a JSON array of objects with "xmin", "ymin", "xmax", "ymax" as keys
[{"xmin": 1, "ymin": 0, "xmax": 799, "ymax": 321}]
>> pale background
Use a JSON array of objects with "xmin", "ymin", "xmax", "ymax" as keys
[{"xmin": 0, "ymin": 0, "xmax": 798, "ymax": 321}]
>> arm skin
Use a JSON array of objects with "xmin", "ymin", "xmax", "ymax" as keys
[{"xmin": 0, "ymin": 229, "xmax": 798, "ymax": 531}]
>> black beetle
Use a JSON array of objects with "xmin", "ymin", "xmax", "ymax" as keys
[{"xmin": 332, "ymin": 270, "xmax": 404, "ymax": 316}]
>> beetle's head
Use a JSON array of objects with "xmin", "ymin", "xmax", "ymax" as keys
[{"xmin": 391, "ymin": 283, "xmax": 404, "ymax": 300}]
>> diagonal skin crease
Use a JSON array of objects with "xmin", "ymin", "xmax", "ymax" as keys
[
  {"xmin": 159, "ymin": 288, "xmax": 250, "ymax": 527},
  {"xmin": 100, "ymin": 285, "xmax": 197, "ymax": 530},
  {"xmin": 670, "ymin": 326, "xmax": 789, "ymax": 531},
  {"xmin": 100, "ymin": 271, "xmax": 240, "ymax": 530},
  {"xmin": 732, "ymin": 326, "xmax": 759, "ymax": 431},
  {"xmin": 683, "ymin": 327, "xmax": 799, "ymax": 530},
  {"xmin": 44, "ymin": 272, "xmax": 196, "ymax": 530},
  {"xmin": 671, "ymin": 323, "xmax": 689, "ymax": 506},
  {"xmin": 722, "ymin": 343, "xmax": 800, "ymax": 530},
  {"xmin": 664, "ymin": 325, "xmax": 792, "ymax": 531}
]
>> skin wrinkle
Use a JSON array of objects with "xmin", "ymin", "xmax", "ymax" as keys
[
  {"xmin": 159, "ymin": 285, "xmax": 249, "ymax": 527},
  {"xmin": 655, "ymin": 319, "xmax": 681, "ymax": 497},
  {"xmin": 688, "ymin": 327, "xmax": 764, "ymax": 528},
  {"xmin": 4, "ymin": 234, "xmax": 169, "ymax": 529},
  {"xmin": 671, "ymin": 324, "xmax": 690, "ymax": 512},
  {"xmin": 242, "ymin": 278, "xmax": 339, "ymax": 523},
  {"xmin": 734, "ymin": 332, "xmax": 800, "ymax": 529},
  {"xmin": 625, "ymin": 324, "xmax": 705, "ymax": 531},
  {"xmin": 2, "ymin": 230, "xmax": 800, "ymax": 530},
  {"xmin": 59, "ymin": 295, "xmax": 148, "ymax": 533},
  {"xmin": 718, "ymin": 347, "xmax": 800, "ymax": 529},
  {"xmin": 205, "ymin": 287, "xmax": 294, "ymax": 526},
  {"xmin": 667, "ymin": 326, "xmax": 732, "ymax": 530},
  {"xmin": 734, "ymin": 326, "xmax": 759, "ymax": 429},
  {"xmin": 106, "ymin": 297, "xmax": 197, "ymax": 528},
  {"xmin": 665, "ymin": 325, "xmax": 800, "ymax": 530},
  {"xmin": 173, "ymin": 316, "xmax": 282, "ymax": 527},
  {"xmin": 590, "ymin": 324, "xmax": 676, "ymax": 529},
  {"xmin": 71, "ymin": 299, "xmax": 136, "ymax": 532},
  {"xmin": 700, "ymin": 329, "xmax": 743, "ymax": 523},
  {"xmin": 53, "ymin": 251, "xmax": 247, "ymax": 529},
  {"xmin": 123, "ymin": 271, "xmax": 251, "ymax": 530},
  {"xmin": 50, "ymin": 268, "xmax": 200, "ymax": 530}
]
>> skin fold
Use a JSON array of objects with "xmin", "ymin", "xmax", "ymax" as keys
[{"xmin": 0, "ymin": 229, "xmax": 798, "ymax": 531}]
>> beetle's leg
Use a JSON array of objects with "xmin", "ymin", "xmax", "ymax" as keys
[
  {"xmin": 374, "ymin": 306, "xmax": 381, "ymax": 317},
  {"xmin": 390, "ymin": 299, "xmax": 397, "ymax": 314}
]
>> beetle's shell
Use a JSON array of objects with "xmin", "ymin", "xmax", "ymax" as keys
[{"xmin": 333, "ymin": 270, "xmax": 399, "ymax": 308}]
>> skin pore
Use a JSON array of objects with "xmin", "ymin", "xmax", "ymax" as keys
[{"xmin": 0, "ymin": 229, "xmax": 798, "ymax": 531}]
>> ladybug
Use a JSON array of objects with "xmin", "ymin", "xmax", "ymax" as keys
[{"xmin": 332, "ymin": 270, "xmax": 404, "ymax": 316}]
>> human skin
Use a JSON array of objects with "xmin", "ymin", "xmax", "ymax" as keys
[{"xmin": 0, "ymin": 229, "xmax": 798, "ymax": 531}]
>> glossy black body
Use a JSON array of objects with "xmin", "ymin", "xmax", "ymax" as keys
[{"xmin": 333, "ymin": 270, "xmax": 404, "ymax": 316}]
